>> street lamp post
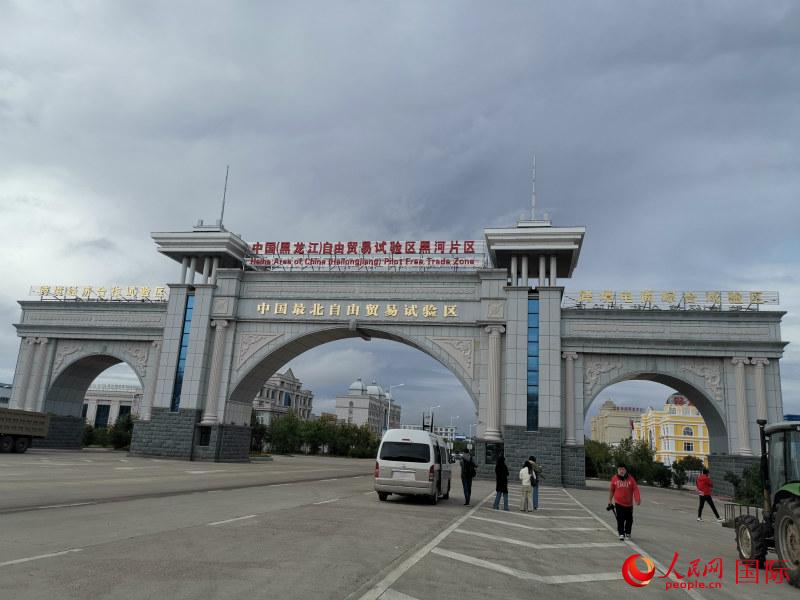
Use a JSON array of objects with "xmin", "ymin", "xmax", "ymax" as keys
[
  {"xmin": 449, "ymin": 415, "xmax": 460, "ymax": 443},
  {"xmin": 386, "ymin": 383, "xmax": 404, "ymax": 431},
  {"xmin": 428, "ymin": 404, "xmax": 441, "ymax": 432}
]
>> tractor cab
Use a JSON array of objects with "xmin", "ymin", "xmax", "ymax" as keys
[{"xmin": 765, "ymin": 422, "xmax": 800, "ymax": 505}]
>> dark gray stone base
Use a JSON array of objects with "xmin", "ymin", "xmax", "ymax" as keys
[
  {"xmin": 561, "ymin": 445, "xmax": 586, "ymax": 488},
  {"xmin": 129, "ymin": 407, "xmax": 200, "ymax": 459},
  {"xmin": 31, "ymin": 415, "xmax": 84, "ymax": 449},
  {"xmin": 477, "ymin": 427, "xmax": 564, "ymax": 486},
  {"xmin": 192, "ymin": 424, "xmax": 251, "ymax": 462},
  {"xmin": 708, "ymin": 454, "xmax": 760, "ymax": 498}
]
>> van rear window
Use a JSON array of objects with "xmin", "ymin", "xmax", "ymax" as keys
[{"xmin": 380, "ymin": 442, "xmax": 430, "ymax": 463}]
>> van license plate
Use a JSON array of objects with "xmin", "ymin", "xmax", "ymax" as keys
[{"xmin": 393, "ymin": 471, "xmax": 414, "ymax": 481}]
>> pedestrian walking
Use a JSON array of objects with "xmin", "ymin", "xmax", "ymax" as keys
[
  {"xmin": 519, "ymin": 460, "xmax": 533, "ymax": 511},
  {"xmin": 696, "ymin": 468, "xmax": 723, "ymax": 522},
  {"xmin": 608, "ymin": 462, "xmax": 641, "ymax": 541},
  {"xmin": 493, "ymin": 453, "xmax": 510, "ymax": 511},
  {"xmin": 461, "ymin": 451, "xmax": 477, "ymax": 506},
  {"xmin": 528, "ymin": 455, "xmax": 543, "ymax": 510}
]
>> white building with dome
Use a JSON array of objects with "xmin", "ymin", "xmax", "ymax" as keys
[{"xmin": 335, "ymin": 378, "xmax": 401, "ymax": 435}]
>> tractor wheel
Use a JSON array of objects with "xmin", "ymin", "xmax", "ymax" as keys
[
  {"xmin": 775, "ymin": 498, "xmax": 800, "ymax": 588},
  {"xmin": 736, "ymin": 515, "xmax": 768, "ymax": 566}
]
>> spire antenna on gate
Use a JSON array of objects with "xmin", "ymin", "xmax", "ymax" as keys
[{"xmin": 531, "ymin": 154, "xmax": 536, "ymax": 221}]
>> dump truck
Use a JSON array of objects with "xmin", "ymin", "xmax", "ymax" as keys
[
  {"xmin": 0, "ymin": 407, "xmax": 50, "ymax": 453},
  {"xmin": 723, "ymin": 419, "xmax": 800, "ymax": 587}
]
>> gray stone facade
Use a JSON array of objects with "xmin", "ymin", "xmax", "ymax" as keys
[
  {"xmin": 192, "ymin": 423, "xmax": 252, "ymax": 462},
  {"xmin": 31, "ymin": 415, "xmax": 83, "ymax": 449},
  {"xmin": 129, "ymin": 407, "xmax": 200, "ymax": 459},
  {"xmin": 707, "ymin": 454, "xmax": 760, "ymax": 498}
]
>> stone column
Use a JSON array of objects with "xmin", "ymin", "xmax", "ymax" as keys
[
  {"xmin": 180, "ymin": 257, "xmax": 189, "ymax": 284},
  {"xmin": 202, "ymin": 257, "xmax": 212, "ymax": 284},
  {"xmin": 563, "ymin": 352, "xmax": 578, "ymax": 445},
  {"xmin": 538, "ymin": 255, "xmax": 546, "ymax": 287},
  {"xmin": 751, "ymin": 358, "xmax": 769, "ymax": 422},
  {"xmin": 549, "ymin": 255, "xmax": 557, "ymax": 286},
  {"xmin": 210, "ymin": 257, "xmax": 220, "ymax": 285},
  {"xmin": 510, "ymin": 255, "xmax": 518, "ymax": 286},
  {"xmin": 10, "ymin": 337, "xmax": 36, "ymax": 409},
  {"xmin": 732, "ymin": 357, "xmax": 752, "ymax": 456},
  {"xmin": 202, "ymin": 319, "xmax": 229, "ymax": 425},
  {"xmin": 189, "ymin": 257, "xmax": 198, "ymax": 284},
  {"xmin": 484, "ymin": 325, "xmax": 505, "ymax": 442},
  {"xmin": 25, "ymin": 338, "xmax": 49, "ymax": 411},
  {"xmin": 521, "ymin": 255, "xmax": 529, "ymax": 288},
  {"xmin": 139, "ymin": 341, "xmax": 161, "ymax": 422}
]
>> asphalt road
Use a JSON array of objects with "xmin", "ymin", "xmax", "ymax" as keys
[{"xmin": 0, "ymin": 450, "xmax": 795, "ymax": 600}]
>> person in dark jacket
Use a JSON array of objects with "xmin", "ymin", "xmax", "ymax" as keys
[
  {"xmin": 528, "ymin": 455, "xmax": 543, "ymax": 510},
  {"xmin": 493, "ymin": 453, "xmax": 509, "ymax": 511},
  {"xmin": 696, "ymin": 468, "xmax": 722, "ymax": 522},
  {"xmin": 461, "ymin": 451, "xmax": 477, "ymax": 506}
]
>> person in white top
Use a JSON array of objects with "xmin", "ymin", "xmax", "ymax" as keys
[{"xmin": 519, "ymin": 460, "xmax": 533, "ymax": 511}]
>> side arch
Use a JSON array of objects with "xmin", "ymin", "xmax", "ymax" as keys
[
  {"xmin": 45, "ymin": 343, "xmax": 148, "ymax": 418},
  {"xmin": 226, "ymin": 324, "xmax": 480, "ymax": 410},
  {"xmin": 582, "ymin": 356, "xmax": 729, "ymax": 455}
]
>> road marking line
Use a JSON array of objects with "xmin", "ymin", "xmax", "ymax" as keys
[
  {"xmin": 35, "ymin": 502, "xmax": 95, "ymax": 510},
  {"xmin": 114, "ymin": 467, "xmax": 151, "ymax": 470},
  {"xmin": 207, "ymin": 515, "xmax": 257, "ymax": 526},
  {"xmin": 0, "ymin": 549, "xmax": 83, "ymax": 568},
  {"xmin": 455, "ymin": 529, "xmax": 622, "ymax": 550},
  {"xmin": 430, "ymin": 548, "xmax": 621, "ymax": 584},
  {"xmin": 479, "ymin": 507, "xmax": 593, "ymax": 519},
  {"xmin": 562, "ymin": 489, "xmax": 706, "ymax": 600},
  {"xmin": 186, "ymin": 470, "xmax": 230, "ymax": 474},
  {"xmin": 313, "ymin": 498, "xmax": 340, "ymax": 505},
  {"xmin": 320, "ymin": 478, "xmax": 339, "ymax": 482},
  {"xmin": 364, "ymin": 491, "xmax": 376, "ymax": 495},
  {"xmin": 469, "ymin": 516, "xmax": 605, "ymax": 531},
  {"xmin": 379, "ymin": 590, "xmax": 421, "ymax": 600},
  {"xmin": 357, "ymin": 492, "xmax": 494, "ymax": 600}
]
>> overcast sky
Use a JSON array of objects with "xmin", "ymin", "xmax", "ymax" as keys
[{"xmin": 1, "ymin": 2, "xmax": 798, "ymax": 435}]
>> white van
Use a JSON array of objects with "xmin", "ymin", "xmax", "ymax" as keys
[{"xmin": 374, "ymin": 428, "xmax": 451, "ymax": 504}]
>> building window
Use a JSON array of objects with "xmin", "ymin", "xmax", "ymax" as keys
[
  {"xmin": 81, "ymin": 404, "xmax": 88, "ymax": 419},
  {"xmin": 170, "ymin": 293, "xmax": 195, "ymax": 412},
  {"xmin": 684, "ymin": 442, "xmax": 694, "ymax": 452},
  {"xmin": 118, "ymin": 405, "xmax": 131, "ymax": 421},
  {"xmin": 683, "ymin": 426, "xmax": 693, "ymax": 436},
  {"xmin": 94, "ymin": 404, "xmax": 110, "ymax": 428},
  {"xmin": 526, "ymin": 298, "xmax": 539, "ymax": 431}
]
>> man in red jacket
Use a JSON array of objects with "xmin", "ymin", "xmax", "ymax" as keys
[
  {"xmin": 608, "ymin": 463, "xmax": 641, "ymax": 541},
  {"xmin": 696, "ymin": 468, "xmax": 722, "ymax": 522}
]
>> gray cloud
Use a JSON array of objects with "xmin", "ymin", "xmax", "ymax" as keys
[{"xmin": 1, "ymin": 1, "xmax": 799, "ymax": 424}]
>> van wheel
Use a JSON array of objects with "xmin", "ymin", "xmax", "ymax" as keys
[
  {"xmin": 442, "ymin": 481, "xmax": 450, "ymax": 500},
  {"xmin": 12, "ymin": 437, "xmax": 30, "ymax": 453},
  {"xmin": 378, "ymin": 492, "xmax": 388, "ymax": 501},
  {"xmin": 0, "ymin": 436, "xmax": 13, "ymax": 453},
  {"xmin": 430, "ymin": 487, "xmax": 439, "ymax": 505}
]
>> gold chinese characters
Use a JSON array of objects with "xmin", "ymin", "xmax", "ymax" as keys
[{"xmin": 256, "ymin": 302, "xmax": 459, "ymax": 319}]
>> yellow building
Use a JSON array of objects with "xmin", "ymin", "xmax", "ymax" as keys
[
  {"xmin": 633, "ymin": 393, "xmax": 709, "ymax": 466},
  {"xmin": 590, "ymin": 400, "xmax": 642, "ymax": 446}
]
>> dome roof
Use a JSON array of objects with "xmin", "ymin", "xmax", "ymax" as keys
[
  {"xmin": 366, "ymin": 380, "xmax": 385, "ymax": 398},
  {"xmin": 666, "ymin": 393, "xmax": 691, "ymax": 406},
  {"xmin": 348, "ymin": 378, "xmax": 367, "ymax": 395}
]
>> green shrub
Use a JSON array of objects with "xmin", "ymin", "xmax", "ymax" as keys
[
  {"xmin": 653, "ymin": 462, "xmax": 673, "ymax": 488},
  {"xmin": 724, "ymin": 465, "xmax": 763, "ymax": 505},
  {"xmin": 676, "ymin": 455, "xmax": 704, "ymax": 472},
  {"xmin": 672, "ymin": 462, "xmax": 688, "ymax": 489},
  {"xmin": 82, "ymin": 425, "xmax": 94, "ymax": 447},
  {"xmin": 92, "ymin": 427, "xmax": 110, "ymax": 447}
]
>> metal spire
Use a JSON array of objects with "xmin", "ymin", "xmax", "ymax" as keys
[
  {"xmin": 219, "ymin": 165, "xmax": 229, "ymax": 229},
  {"xmin": 531, "ymin": 154, "xmax": 537, "ymax": 220}
]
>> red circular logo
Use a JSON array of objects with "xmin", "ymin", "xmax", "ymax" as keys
[{"xmin": 622, "ymin": 554, "xmax": 656, "ymax": 587}]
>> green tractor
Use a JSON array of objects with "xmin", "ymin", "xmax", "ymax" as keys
[{"xmin": 727, "ymin": 419, "xmax": 800, "ymax": 587}]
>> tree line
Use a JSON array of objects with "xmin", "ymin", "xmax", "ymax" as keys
[{"xmin": 251, "ymin": 412, "xmax": 380, "ymax": 458}]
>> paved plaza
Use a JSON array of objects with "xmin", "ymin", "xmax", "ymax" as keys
[{"xmin": 0, "ymin": 450, "xmax": 793, "ymax": 600}]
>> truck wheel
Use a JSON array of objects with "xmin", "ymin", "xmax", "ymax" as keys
[
  {"xmin": 736, "ymin": 515, "xmax": 768, "ymax": 566},
  {"xmin": 378, "ymin": 492, "xmax": 388, "ymax": 501},
  {"xmin": 0, "ymin": 435, "xmax": 13, "ymax": 453},
  {"xmin": 13, "ymin": 437, "xmax": 30, "ymax": 453},
  {"xmin": 775, "ymin": 498, "xmax": 800, "ymax": 588}
]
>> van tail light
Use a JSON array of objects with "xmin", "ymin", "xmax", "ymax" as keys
[
  {"xmin": 428, "ymin": 465, "xmax": 434, "ymax": 482},
  {"xmin": 375, "ymin": 461, "xmax": 380, "ymax": 478}
]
